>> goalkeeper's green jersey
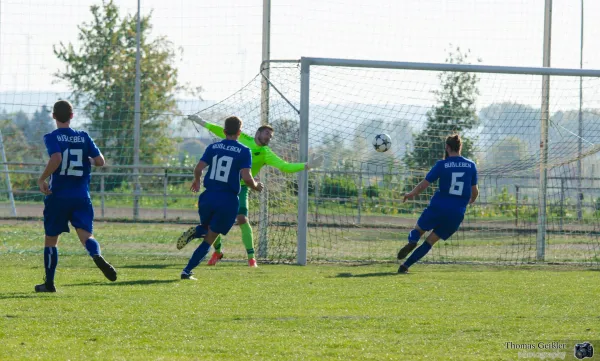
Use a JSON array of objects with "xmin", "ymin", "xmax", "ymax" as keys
[{"xmin": 205, "ymin": 122, "xmax": 306, "ymax": 180}]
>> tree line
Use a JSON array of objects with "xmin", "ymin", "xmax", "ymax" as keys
[{"xmin": 3, "ymin": 0, "xmax": 599, "ymax": 201}]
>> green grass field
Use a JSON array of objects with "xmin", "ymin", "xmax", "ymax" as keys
[{"xmin": 1, "ymin": 221, "xmax": 599, "ymax": 360}]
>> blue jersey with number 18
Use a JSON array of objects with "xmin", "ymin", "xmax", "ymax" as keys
[
  {"xmin": 425, "ymin": 156, "xmax": 478, "ymax": 211},
  {"xmin": 44, "ymin": 128, "xmax": 101, "ymax": 198},
  {"xmin": 201, "ymin": 139, "xmax": 252, "ymax": 195}
]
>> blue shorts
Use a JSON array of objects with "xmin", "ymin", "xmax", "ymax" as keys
[
  {"xmin": 416, "ymin": 206, "xmax": 465, "ymax": 240},
  {"xmin": 43, "ymin": 195, "xmax": 94, "ymax": 236},
  {"xmin": 198, "ymin": 191, "xmax": 239, "ymax": 236}
]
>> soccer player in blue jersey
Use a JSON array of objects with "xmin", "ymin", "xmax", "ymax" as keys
[
  {"xmin": 184, "ymin": 115, "xmax": 323, "ymax": 268},
  {"xmin": 180, "ymin": 116, "xmax": 263, "ymax": 280},
  {"xmin": 35, "ymin": 100, "xmax": 117, "ymax": 292},
  {"xmin": 397, "ymin": 134, "xmax": 479, "ymax": 273}
]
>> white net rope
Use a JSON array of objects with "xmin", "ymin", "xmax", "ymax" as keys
[{"xmin": 190, "ymin": 63, "xmax": 600, "ymax": 264}]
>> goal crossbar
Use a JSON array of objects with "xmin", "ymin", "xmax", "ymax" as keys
[{"xmin": 299, "ymin": 57, "xmax": 600, "ymax": 77}]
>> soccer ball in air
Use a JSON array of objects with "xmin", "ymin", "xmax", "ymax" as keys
[{"xmin": 372, "ymin": 134, "xmax": 391, "ymax": 152}]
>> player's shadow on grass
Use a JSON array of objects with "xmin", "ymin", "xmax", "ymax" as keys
[
  {"xmin": 0, "ymin": 292, "xmax": 45, "ymax": 300},
  {"xmin": 118, "ymin": 264, "xmax": 172, "ymax": 269},
  {"xmin": 65, "ymin": 279, "xmax": 179, "ymax": 287},
  {"xmin": 334, "ymin": 272, "xmax": 402, "ymax": 278}
]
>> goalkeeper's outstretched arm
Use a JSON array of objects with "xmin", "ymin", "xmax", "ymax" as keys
[
  {"xmin": 188, "ymin": 115, "xmax": 254, "ymax": 146},
  {"xmin": 264, "ymin": 149, "xmax": 324, "ymax": 173},
  {"xmin": 189, "ymin": 115, "xmax": 225, "ymax": 138}
]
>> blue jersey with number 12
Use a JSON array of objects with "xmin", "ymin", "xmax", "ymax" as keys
[
  {"xmin": 44, "ymin": 128, "xmax": 101, "ymax": 198},
  {"xmin": 201, "ymin": 139, "xmax": 252, "ymax": 195},
  {"xmin": 425, "ymin": 156, "xmax": 478, "ymax": 211}
]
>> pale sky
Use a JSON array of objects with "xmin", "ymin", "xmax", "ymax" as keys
[{"xmin": 1, "ymin": 0, "xmax": 599, "ymax": 101}]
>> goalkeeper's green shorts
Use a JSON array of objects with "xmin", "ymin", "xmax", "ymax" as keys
[{"xmin": 238, "ymin": 185, "xmax": 249, "ymax": 216}]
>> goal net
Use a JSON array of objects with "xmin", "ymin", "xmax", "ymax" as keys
[{"xmin": 190, "ymin": 58, "xmax": 600, "ymax": 265}]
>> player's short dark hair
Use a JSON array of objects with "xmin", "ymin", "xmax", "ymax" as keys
[
  {"xmin": 257, "ymin": 125, "xmax": 274, "ymax": 133},
  {"xmin": 224, "ymin": 116, "xmax": 242, "ymax": 136},
  {"xmin": 446, "ymin": 134, "xmax": 462, "ymax": 153},
  {"xmin": 53, "ymin": 100, "xmax": 73, "ymax": 123}
]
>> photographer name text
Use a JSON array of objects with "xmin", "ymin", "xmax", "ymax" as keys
[{"xmin": 505, "ymin": 342, "xmax": 568, "ymax": 350}]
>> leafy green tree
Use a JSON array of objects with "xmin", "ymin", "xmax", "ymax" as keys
[
  {"xmin": 478, "ymin": 102, "xmax": 539, "ymax": 148},
  {"xmin": 3, "ymin": 111, "xmax": 41, "ymax": 161},
  {"xmin": 320, "ymin": 176, "xmax": 357, "ymax": 199},
  {"xmin": 29, "ymin": 105, "xmax": 55, "ymax": 158},
  {"xmin": 53, "ymin": 0, "xmax": 200, "ymax": 167},
  {"xmin": 31, "ymin": 105, "xmax": 55, "ymax": 135},
  {"xmin": 12, "ymin": 111, "xmax": 30, "ymax": 137},
  {"xmin": 0, "ymin": 119, "xmax": 36, "ymax": 197},
  {"xmin": 0, "ymin": 119, "xmax": 30, "ymax": 162},
  {"xmin": 482, "ymin": 136, "xmax": 529, "ymax": 170},
  {"xmin": 177, "ymin": 139, "xmax": 206, "ymax": 162},
  {"xmin": 319, "ymin": 134, "xmax": 350, "ymax": 170},
  {"xmin": 404, "ymin": 47, "xmax": 480, "ymax": 171}
]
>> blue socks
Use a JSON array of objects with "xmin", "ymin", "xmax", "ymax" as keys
[
  {"xmin": 43, "ymin": 238, "xmax": 101, "ymax": 286},
  {"xmin": 85, "ymin": 238, "xmax": 101, "ymax": 257},
  {"xmin": 44, "ymin": 247, "xmax": 58, "ymax": 285},
  {"xmin": 183, "ymin": 241, "xmax": 212, "ymax": 274},
  {"xmin": 408, "ymin": 229, "xmax": 422, "ymax": 243},
  {"xmin": 403, "ymin": 241, "xmax": 432, "ymax": 269}
]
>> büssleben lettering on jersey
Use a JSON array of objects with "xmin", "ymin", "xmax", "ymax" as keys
[
  {"xmin": 56, "ymin": 134, "xmax": 85, "ymax": 143},
  {"xmin": 444, "ymin": 161, "xmax": 472, "ymax": 168},
  {"xmin": 212, "ymin": 143, "xmax": 242, "ymax": 153}
]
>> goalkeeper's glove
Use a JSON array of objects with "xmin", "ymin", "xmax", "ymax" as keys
[
  {"xmin": 305, "ymin": 154, "xmax": 324, "ymax": 170},
  {"xmin": 188, "ymin": 114, "xmax": 207, "ymax": 127}
]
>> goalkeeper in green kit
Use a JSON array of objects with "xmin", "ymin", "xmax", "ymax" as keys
[{"xmin": 177, "ymin": 115, "xmax": 323, "ymax": 267}]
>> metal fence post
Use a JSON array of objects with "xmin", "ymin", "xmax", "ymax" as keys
[
  {"xmin": 163, "ymin": 168, "xmax": 168, "ymax": 220},
  {"xmin": 559, "ymin": 178, "xmax": 565, "ymax": 232},
  {"xmin": 515, "ymin": 185, "xmax": 519, "ymax": 227},
  {"xmin": 314, "ymin": 172, "xmax": 320, "ymax": 224},
  {"xmin": 0, "ymin": 131, "xmax": 17, "ymax": 216},
  {"xmin": 100, "ymin": 174, "xmax": 105, "ymax": 218},
  {"xmin": 357, "ymin": 171, "xmax": 362, "ymax": 224}
]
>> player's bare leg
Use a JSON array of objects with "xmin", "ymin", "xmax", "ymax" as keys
[{"xmin": 76, "ymin": 228, "xmax": 117, "ymax": 282}]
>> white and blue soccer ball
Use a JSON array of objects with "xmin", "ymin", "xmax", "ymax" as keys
[{"xmin": 372, "ymin": 133, "xmax": 392, "ymax": 153}]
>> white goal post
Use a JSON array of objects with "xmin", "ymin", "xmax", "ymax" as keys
[{"xmin": 296, "ymin": 56, "xmax": 600, "ymax": 266}]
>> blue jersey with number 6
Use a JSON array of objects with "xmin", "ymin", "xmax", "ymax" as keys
[
  {"xmin": 425, "ymin": 156, "xmax": 478, "ymax": 211},
  {"xmin": 201, "ymin": 139, "xmax": 252, "ymax": 195},
  {"xmin": 44, "ymin": 128, "xmax": 101, "ymax": 198}
]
